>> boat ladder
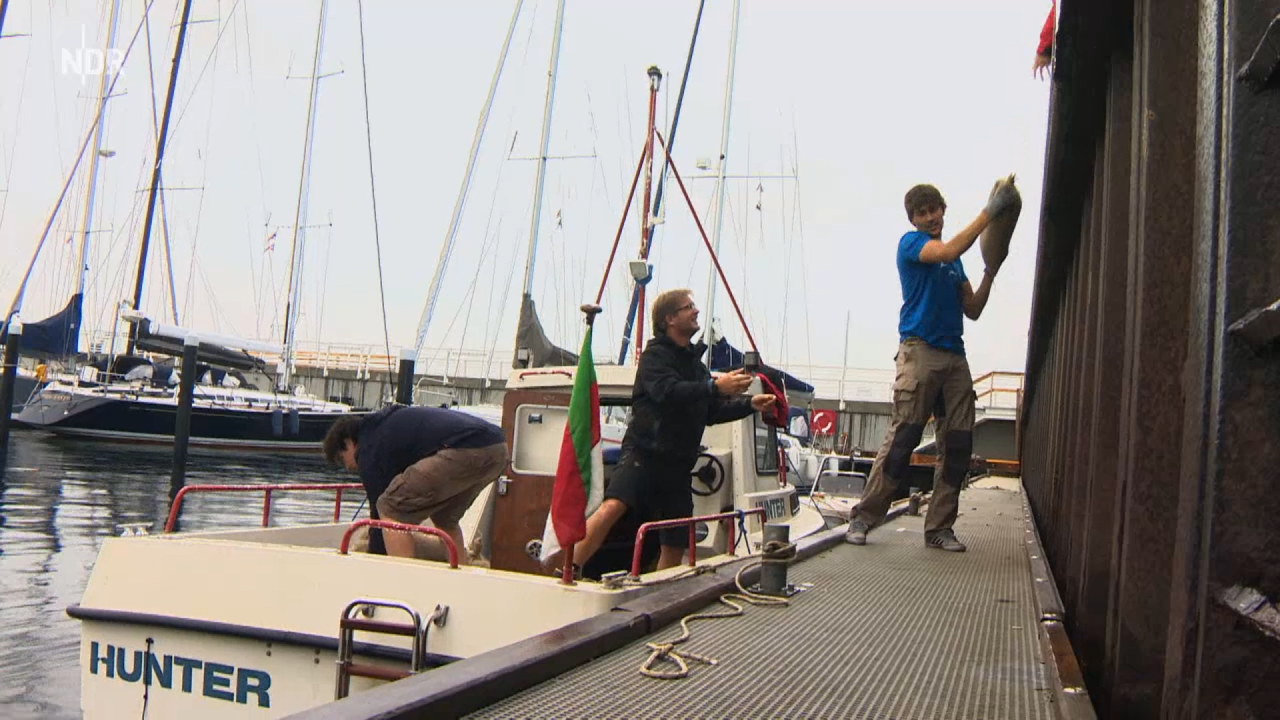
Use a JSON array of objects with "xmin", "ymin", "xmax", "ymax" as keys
[{"xmin": 334, "ymin": 599, "xmax": 449, "ymax": 700}]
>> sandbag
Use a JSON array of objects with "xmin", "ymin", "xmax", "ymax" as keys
[{"xmin": 980, "ymin": 174, "xmax": 1022, "ymax": 276}]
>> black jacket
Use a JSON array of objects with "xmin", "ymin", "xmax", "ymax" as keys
[
  {"xmin": 356, "ymin": 405, "xmax": 503, "ymax": 500},
  {"xmin": 622, "ymin": 335, "xmax": 755, "ymax": 465}
]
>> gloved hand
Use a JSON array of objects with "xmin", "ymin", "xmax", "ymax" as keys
[{"xmin": 983, "ymin": 175, "xmax": 1019, "ymax": 219}]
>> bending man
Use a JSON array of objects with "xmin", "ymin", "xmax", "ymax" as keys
[{"xmin": 323, "ymin": 405, "xmax": 507, "ymax": 562}]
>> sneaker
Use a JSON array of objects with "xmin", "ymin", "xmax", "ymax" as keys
[
  {"xmin": 925, "ymin": 529, "xmax": 967, "ymax": 552},
  {"xmin": 845, "ymin": 518, "xmax": 869, "ymax": 546}
]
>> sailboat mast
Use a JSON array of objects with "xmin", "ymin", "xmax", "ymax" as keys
[
  {"xmin": 76, "ymin": 0, "xmax": 123, "ymax": 300},
  {"xmin": 280, "ymin": 0, "xmax": 331, "ymax": 391},
  {"xmin": 517, "ymin": 0, "xmax": 566, "ymax": 300},
  {"xmin": 126, "ymin": 0, "xmax": 193, "ymax": 355},
  {"xmin": 632, "ymin": 67, "xmax": 663, "ymax": 356},
  {"xmin": 412, "ymin": 0, "xmax": 525, "ymax": 360},
  {"xmin": 703, "ymin": 0, "xmax": 741, "ymax": 346},
  {"xmin": 615, "ymin": 0, "xmax": 707, "ymax": 365}
]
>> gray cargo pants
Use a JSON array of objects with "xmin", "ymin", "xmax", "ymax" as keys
[{"xmin": 854, "ymin": 339, "xmax": 976, "ymax": 536}]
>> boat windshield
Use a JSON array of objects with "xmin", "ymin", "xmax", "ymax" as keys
[{"xmin": 815, "ymin": 472, "xmax": 867, "ymax": 497}]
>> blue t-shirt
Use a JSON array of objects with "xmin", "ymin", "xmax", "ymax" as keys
[{"xmin": 897, "ymin": 230, "xmax": 968, "ymax": 355}]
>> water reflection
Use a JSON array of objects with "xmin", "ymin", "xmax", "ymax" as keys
[{"xmin": 0, "ymin": 431, "xmax": 357, "ymax": 719}]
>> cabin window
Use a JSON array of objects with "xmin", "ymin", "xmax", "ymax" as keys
[
  {"xmin": 754, "ymin": 413, "xmax": 779, "ymax": 474},
  {"xmin": 510, "ymin": 398, "xmax": 632, "ymax": 476},
  {"xmin": 511, "ymin": 404, "xmax": 569, "ymax": 475}
]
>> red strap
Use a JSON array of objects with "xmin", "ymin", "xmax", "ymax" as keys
[{"xmin": 754, "ymin": 373, "xmax": 790, "ymax": 428}]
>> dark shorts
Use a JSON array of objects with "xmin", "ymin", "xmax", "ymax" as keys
[{"xmin": 603, "ymin": 450, "xmax": 696, "ymax": 549}]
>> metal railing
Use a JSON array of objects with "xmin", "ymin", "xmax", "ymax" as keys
[
  {"xmin": 630, "ymin": 508, "xmax": 766, "ymax": 577},
  {"xmin": 971, "ymin": 370, "xmax": 1025, "ymax": 411},
  {"xmin": 164, "ymin": 483, "xmax": 364, "ymax": 532},
  {"xmin": 339, "ymin": 520, "xmax": 459, "ymax": 568}
]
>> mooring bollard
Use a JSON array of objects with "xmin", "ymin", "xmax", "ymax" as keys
[
  {"xmin": 0, "ymin": 318, "xmax": 22, "ymax": 454},
  {"xmin": 395, "ymin": 348, "xmax": 415, "ymax": 405},
  {"xmin": 759, "ymin": 523, "xmax": 792, "ymax": 597},
  {"xmin": 170, "ymin": 334, "xmax": 199, "ymax": 501}
]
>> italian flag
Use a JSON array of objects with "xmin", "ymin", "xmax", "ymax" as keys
[{"xmin": 539, "ymin": 324, "xmax": 605, "ymax": 563}]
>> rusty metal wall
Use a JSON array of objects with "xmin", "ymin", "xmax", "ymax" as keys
[{"xmin": 1021, "ymin": 0, "xmax": 1280, "ymax": 717}]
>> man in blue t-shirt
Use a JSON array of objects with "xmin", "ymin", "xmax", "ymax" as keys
[{"xmin": 846, "ymin": 181, "xmax": 1018, "ymax": 552}]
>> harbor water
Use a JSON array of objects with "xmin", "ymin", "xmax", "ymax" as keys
[{"xmin": 0, "ymin": 431, "xmax": 355, "ymax": 719}]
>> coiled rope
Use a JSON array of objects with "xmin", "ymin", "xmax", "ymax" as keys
[{"xmin": 639, "ymin": 540, "xmax": 796, "ymax": 680}]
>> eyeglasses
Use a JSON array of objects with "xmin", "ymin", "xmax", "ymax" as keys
[{"xmin": 676, "ymin": 303, "xmax": 697, "ymax": 313}]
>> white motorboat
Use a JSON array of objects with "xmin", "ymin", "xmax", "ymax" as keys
[
  {"xmin": 68, "ymin": 364, "xmax": 825, "ymax": 718},
  {"xmin": 803, "ymin": 462, "xmax": 869, "ymax": 528}
]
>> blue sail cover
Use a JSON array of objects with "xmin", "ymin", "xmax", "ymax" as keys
[
  {"xmin": 2, "ymin": 293, "xmax": 82, "ymax": 357},
  {"xmin": 708, "ymin": 337, "xmax": 815, "ymax": 395}
]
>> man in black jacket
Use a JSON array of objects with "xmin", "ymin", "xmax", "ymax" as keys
[
  {"xmin": 550, "ymin": 288, "xmax": 776, "ymax": 572},
  {"xmin": 323, "ymin": 405, "xmax": 507, "ymax": 562}
]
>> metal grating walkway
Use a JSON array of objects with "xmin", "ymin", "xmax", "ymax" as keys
[{"xmin": 467, "ymin": 487, "xmax": 1055, "ymax": 720}]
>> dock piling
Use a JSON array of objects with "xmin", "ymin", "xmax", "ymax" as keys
[
  {"xmin": 0, "ymin": 319, "xmax": 23, "ymax": 456},
  {"xmin": 395, "ymin": 348, "xmax": 414, "ymax": 405},
  {"xmin": 169, "ymin": 334, "xmax": 199, "ymax": 501},
  {"xmin": 759, "ymin": 523, "xmax": 791, "ymax": 596}
]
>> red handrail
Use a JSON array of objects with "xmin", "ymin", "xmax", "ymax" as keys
[
  {"xmin": 630, "ymin": 508, "xmax": 766, "ymax": 577},
  {"xmin": 338, "ymin": 520, "xmax": 459, "ymax": 568},
  {"xmin": 517, "ymin": 369, "xmax": 573, "ymax": 380},
  {"xmin": 164, "ymin": 483, "xmax": 364, "ymax": 533}
]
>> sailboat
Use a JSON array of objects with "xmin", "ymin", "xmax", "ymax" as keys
[
  {"xmin": 66, "ymin": 20, "xmax": 830, "ymax": 707},
  {"xmin": 15, "ymin": 1, "xmax": 360, "ymax": 450},
  {"xmin": 3, "ymin": 1, "xmax": 121, "ymax": 416}
]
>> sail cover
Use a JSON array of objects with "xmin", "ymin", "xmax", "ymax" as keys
[
  {"xmin": 708, "ymin": 336, "xmax": 815, "ymax": 403},
  {"xmin": 513, "ymin": 294, "xmax": 579, "ymax": 369},
  {"xmin": 1, "ymin": 293, "xmax": 83, "ymax": 357}
]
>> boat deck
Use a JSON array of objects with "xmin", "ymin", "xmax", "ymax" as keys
[{"xmin": 290, "ymin": 482, "xmax": 1091, "ymax": 720}]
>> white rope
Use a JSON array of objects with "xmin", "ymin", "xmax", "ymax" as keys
[{"xmin": 638, "ymin": 543, "xmax": 795, "ymax": 680}]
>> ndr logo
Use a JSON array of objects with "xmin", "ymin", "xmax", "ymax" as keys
[
  {"xmin": 61, "ymin": 27, "xmax": 125, "ymax": 85},
  {"xmin": 89, "ymin": 641, "xmax": 272, "ymax": 708}
]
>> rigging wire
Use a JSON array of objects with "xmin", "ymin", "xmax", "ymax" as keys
[
  {"xmin": 411, "ymin": 0, "xmax": 526, "ymax": 359},
  {"xmin": 778, "ymin": 145, "xmax": 791, "ymax": 365},
  {"xmin": 427, "ymin": 205, "xmax": 506, "ymax": 379},
  {"xmin": 42, "ymin": 4, "xmax": 68, "ymax": 172},
  {"xmin": 180, "ymin": 5, "xmax": 227, "ymax": 328},
  {"xmin": 355, "ymin": 0, "xmax": 395, "ymax": 384},
  {"xmin": 790, "ymin": 108, "xmax": 814, "ymax": 370},
  {"xmin": 3, "ymin": 0, "xmax": 160, "ymax": 328},
  {"xmin": 143, "ymin": 3, "xmax": 182, "ymax": 325},
  {"xmin": 313, "ymin": 219, "xmax": 333, "ymax": 352},
  {"xmin": 240, "ymin": 4, "xmax": 274, "ymax": 338},
  {"xmin": 167, "ymin": 0, "xmax": 245, "ymax": 146},
  {"xmin": 0, "ymin": 0, "xmax": 34, "ymax": 239}
]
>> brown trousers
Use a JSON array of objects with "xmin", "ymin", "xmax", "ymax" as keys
[
  {"xmin": 376, "ymin": 443, "xmax": 508, "ymax": 528},
  {"xmin": 855, "ymin": 339, "xmax": 976, "ymax": 536}
]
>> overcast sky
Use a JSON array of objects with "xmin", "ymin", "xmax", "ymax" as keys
[{"xmin": 0, "ymin": 0, "xmax": 1053, "ymax": 379}]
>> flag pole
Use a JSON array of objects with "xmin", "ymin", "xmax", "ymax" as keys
[
  {"xmin": 562, "ymin": 303, "xmax": 603, "ymax": 586},
  {"xmin": 560, "ymin": 544, "xmax": 576, "ymax": 586}
]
